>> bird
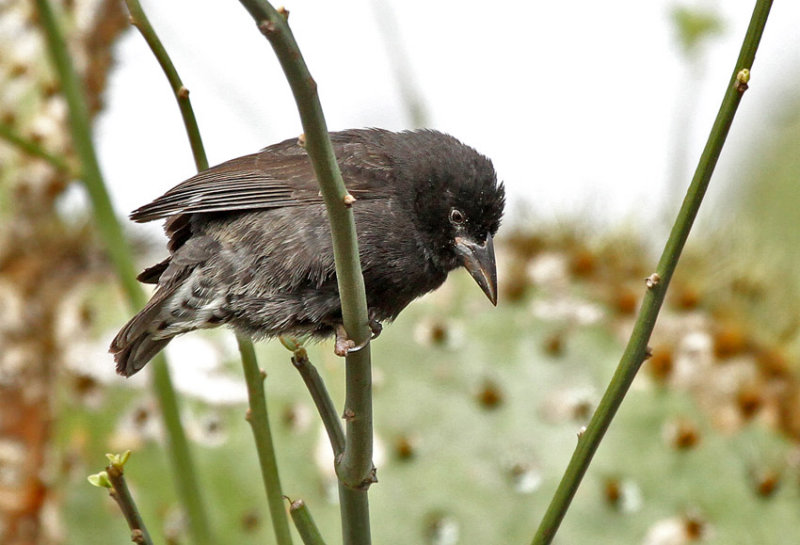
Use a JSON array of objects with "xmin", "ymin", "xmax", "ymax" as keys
[{"xmin": 110, "ymin": 128, "xmax": 505, "ymax": 376}]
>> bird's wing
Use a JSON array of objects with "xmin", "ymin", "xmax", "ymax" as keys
[{"xmin": 130, "ymin": 132, "xmax": 394, "ymax": 223}]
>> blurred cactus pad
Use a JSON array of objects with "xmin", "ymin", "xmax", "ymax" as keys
[{"xmin": 54, "ymin": 213, "xmax": 800, "ymax": 545}]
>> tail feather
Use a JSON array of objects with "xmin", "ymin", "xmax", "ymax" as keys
[
  {"xmin": 110, "ymin": 286, "xmax": 178, "ymax": 376},
  {"xmin": 113, "ymin": 334, "xmax": 172, "ymax": 376},
  {"xmin": 111, "ymin": 242, "xmax": 220, "ymax": 376}
]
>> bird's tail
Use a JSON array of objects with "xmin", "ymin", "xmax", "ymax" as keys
[
  {"xmin": 110, "ymin": 288, "xmax": 180, "ymax": 377},
  {"xmin": 111, "ymin": 333, "xmax": 172, "ymax": 377}
]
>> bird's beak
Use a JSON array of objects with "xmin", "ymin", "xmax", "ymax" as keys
[{"xmin": 454, "ymin": 234, "xmax": 498, "ymax": 306}]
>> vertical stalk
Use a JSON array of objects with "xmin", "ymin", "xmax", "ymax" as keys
[
  {"xmin": 531, "ymin": 1, "xmax": 774, "ymax": 543},
  {"xmin": 235, "ymin": 2, "xmax": 375, "ymax": 544},
  {"xmin": 240, "ymin": 336, "xmax": 294, "ymax": 545}
]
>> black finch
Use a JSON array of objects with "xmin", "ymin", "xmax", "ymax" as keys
[{"xmin": 111, "ymin": 129, "xmax": 505, "ymax": 376}]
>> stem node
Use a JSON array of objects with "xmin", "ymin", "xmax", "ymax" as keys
[{"xmin": 259, "ymin": 19, "xmax": 277, "ymax": 35}]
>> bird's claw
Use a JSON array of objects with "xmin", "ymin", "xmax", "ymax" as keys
[
  {"xmin": 334, "ymin": 320, "xmax": 382, "ymax": 357},
  {"xmin": 368, "ymin": 319, "xmax": 382, "ymax": 339}
]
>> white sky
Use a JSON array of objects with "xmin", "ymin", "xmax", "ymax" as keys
[{"xmin": 95, "ymin": 1, "xmax": 800, "ymax": 231}]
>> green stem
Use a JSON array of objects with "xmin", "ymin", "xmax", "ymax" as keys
[
  {"xmin": 123, "ymin": 0, "xmax": 208, "ymax": 171},
  {"xmin": 0, "ymin": 123, "xmax": 74, "ymax": 174},
  {"xmin": 235, "ymin": 3, "xmax": 374, "ymax": 543},
  {"xmin": 34, "ymin": 0, "xmax": 142, "ymax": 305},
  {"xmin": 122, "ymin": 2, "xmax": 293, "ymax": 542},
  {"xmin": 240, "ymin": 335, "xmax": 295, "ymax": 545},
  {"xmin": 106, "ymin": 464, "xmax": 155, "ymax": 545},
  {"xmin": 33, "ymin": 2, "xmax": 212, "ymax": 544},
  {"xmin": 291, "ymin": 348, "xmax": 346, "ymax": 456},
  {"xmin": 531, "ymin": 2, "xmax": 773, "ymax": 544},
  {"xmin": 289, "ymin": 499, "xmax": 328, "ymax": 545},
  {"xmin": 337, "ymin": 486, "xmax": 371, "ymax": 545}
]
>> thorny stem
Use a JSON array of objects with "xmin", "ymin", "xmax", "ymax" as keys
[
  {"xmin": 531, "ymin": 1, "xmax": 774, "ymax": 544},
  {"xmin": 236, "ymin": 2, "xmax": 375, "ymax": 544},
  {"xmin": 33, "ymin": 3, "xmax": 211, "ymax": 544}
]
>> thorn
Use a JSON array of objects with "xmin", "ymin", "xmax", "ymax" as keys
[
  {"xmin": 577, "ymin": 425, "xmax": 587, "ymax": 439},
  {"xmin": 131, "ymin": 529, "xmax": 146, "ymax": 544},
  {"xmin": 290, "ymin": 498, "xmax": 304, "ymax": 510},
  {"xmin": 297, "ymin": 133, "xmax": 306, "ymax": 147},
  {"xmin": 245, "ymin": 408, "xmax": 253, "ymax": 422},
  {"xmin": 645, "ymin": 273, "xmax": 661, "ymax": 289},
  {"xmin": 343, "ymin": 408, "xmax": 356, "ymax": 421},
  {"xmin": 358, "ymin": 471, "xmax": 377, "ymax": 490},
  {"xmin": 177, "ymin": 86, "xmax": 190, "ymax": 99},
  {"xmin": 644, "ymin": 346, "xmax": 653, "ymax": 360},
  {"xmin": 277, "ymin": 6, "xmax": 290, "ymax": 20},
  {"xmin": 260, "ymin": 369, "xmax": 267, "ymax": 380},
  {"xmin": 343, "ymin": 194, "xmax": 356, "ymax": 207}
]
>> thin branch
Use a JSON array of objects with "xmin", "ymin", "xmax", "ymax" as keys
[
  {"xmin": 290, "ymin": 346, "xmax": 345, "ymax": 456},
  {"xmin": 531, "ymin": 1, "xmax": 774, "ymax": 544},
  {"xmin": 32, "ymin": 2, "xmax": 212, "ymax": 544},
  {"xmin": 106, "ymin": 461, "xmax": 155, "ymax": 545},
  {"xmin": 240, "ymin": 336, "xmax": 295, "ymax": 545},
  {"xmin": 235, "ymin": 3, "xmax": 375, "ymax": 544},
  {"xmin": 122, "ymin": 2, "xmax": 293, "ymax": 543},
  {"xmin": 289, "ymin": 499, "xmax": 329, "ymax": 545},
  {"xmin": 123, "ymin": 0, "xmax": 208, "ymax": 171},
  {"xmin": 0, "ymin": 123, "xmax": 74, "ymax": 174}
]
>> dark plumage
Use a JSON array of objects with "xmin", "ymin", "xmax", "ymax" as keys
[{"xmin": 111, "ymin": 129, "xmax": 505, "ymax": 376}]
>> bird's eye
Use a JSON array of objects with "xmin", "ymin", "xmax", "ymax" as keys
[{"xmin": 449, "ymin": 208, "xmax": 466, "ymax": 225}]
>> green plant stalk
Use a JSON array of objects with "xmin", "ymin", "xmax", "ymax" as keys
[
  {"xmin": 0, "ymin": 123, "xmax": 74, "ymax": 174},
  {"xmin": 236, "ymin": 2, "xmax": 374, "ymax": 544},
  {"xmin": 123, "ymin": 0, "xmax": 208, "ymax": 171},
  {"xmin": 531, "ymin": 1, "xmax": 773, "ymax": 544},
  {"xmin": 34, "ymin": 0, "xmax": 142, "ymax": 304},
  {"xmin": 237, "ymin": 0, "xmax": 373, "ymax": 488},
  {"xmin": 122, "ymin": 2, "xmax": 294, "ymax": 543},
  {"xmin": 240, "ymin": 336, "xmax": 295, "ymax": 545},
  {"xmin": 33, "ymin": 3, "xmax": 212, "ymax": 544},
  {"xmin": 292, "ymin": 349, "xmax": 346, "ymax": 456},
  {"xmin": 337, "ymin": 486, "xmax": 371, "ymax": 545},
  {"xmin": 106, "ymin": 465, "xmax": 155, "ymax": 545},
  {"xmin": 290, "ymin": 499, "xmax": 329, "ymax": 545},
  {"xmin": 234, "ymin": 3, "xmax": 371, "ymax": 350}
]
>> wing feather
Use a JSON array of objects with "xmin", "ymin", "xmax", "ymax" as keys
[{"xmin": 130, "ymin": 129, "xmax": 395, "ymax": 223}]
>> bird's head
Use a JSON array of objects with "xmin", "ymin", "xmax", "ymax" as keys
[{"xmin": 400, "ymin": 131, "xmax": 506, "ymax": 305}]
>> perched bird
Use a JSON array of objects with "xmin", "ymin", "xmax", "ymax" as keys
[{"xmin": 110, "ymin": 129, "xmax": 505, "ymax": 376}]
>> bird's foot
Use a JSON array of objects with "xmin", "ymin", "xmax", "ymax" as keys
[
  {"xmin": 334, "ymin": 325, "xmax": 356, "ymax": 356},
  {"xmin": 334, "ymin": 320, "xmax": 382, "ymax": 357}
]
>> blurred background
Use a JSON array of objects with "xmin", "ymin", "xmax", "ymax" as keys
[{"xmin": 2, "ymin": 1, "xmax": 800, "ymax": 544}]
